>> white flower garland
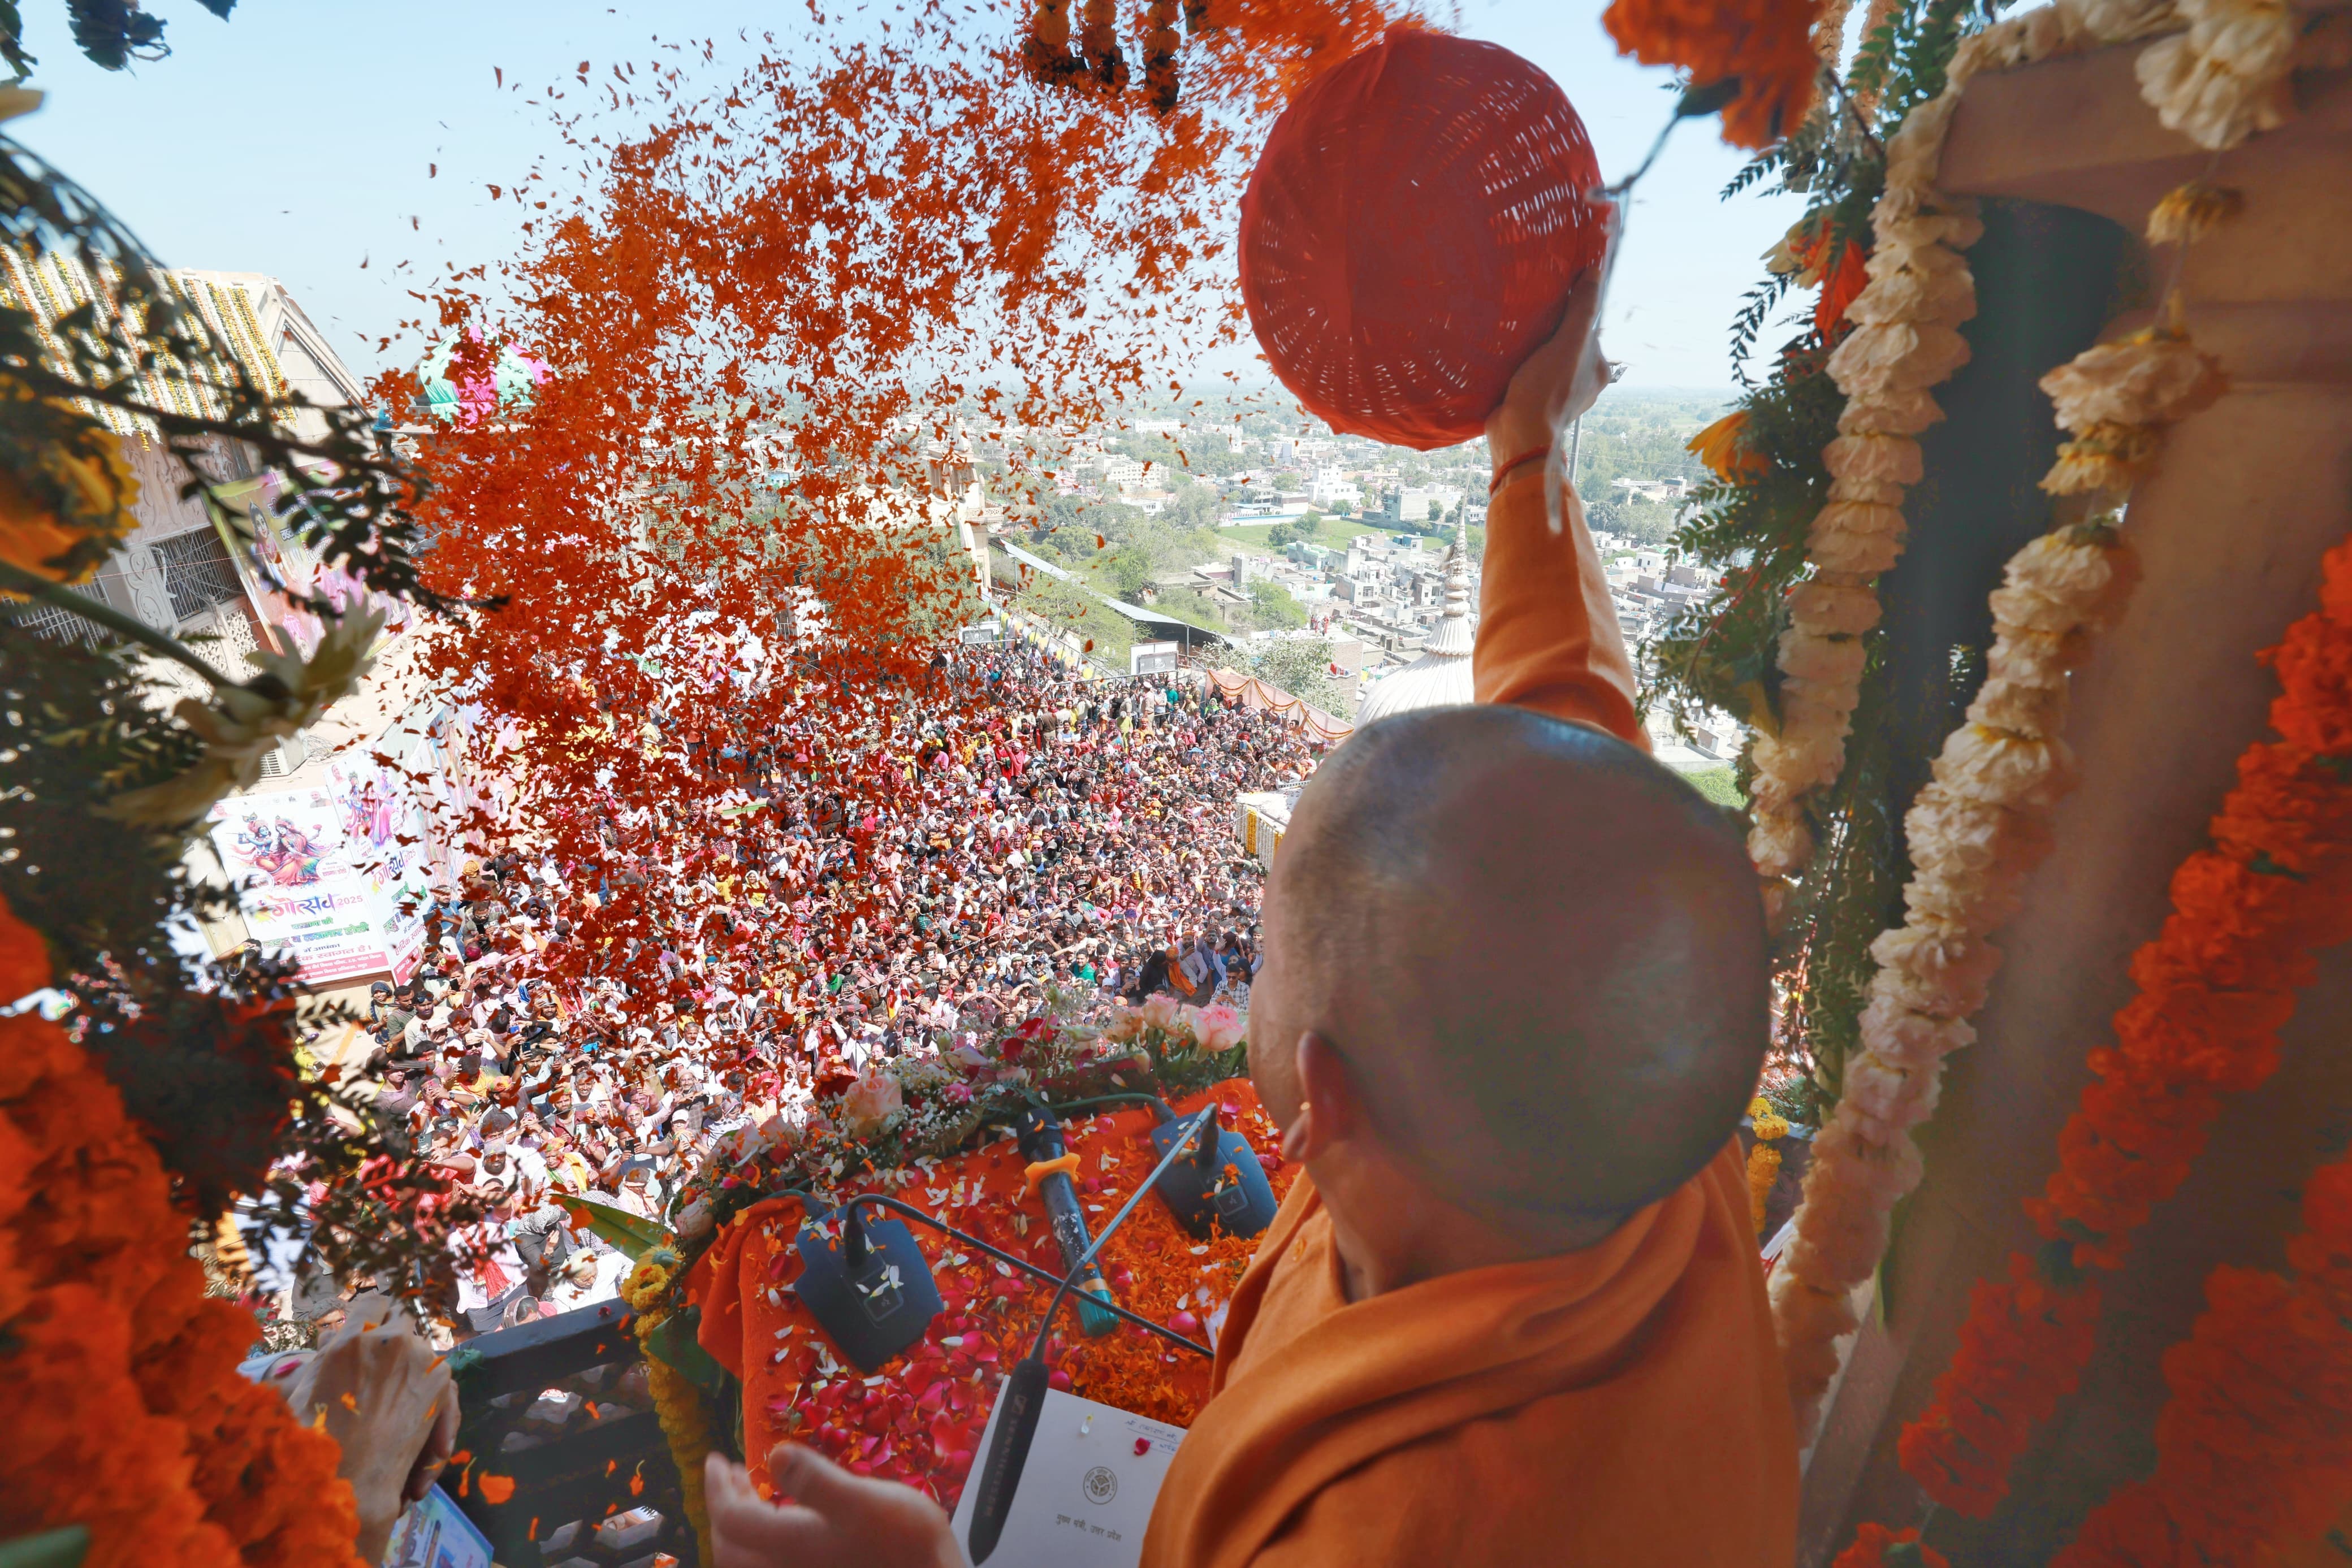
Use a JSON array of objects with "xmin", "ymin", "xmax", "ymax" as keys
[
  {"xmin": 1741, "ymin": 0, "xmax": 2304, "ymax": 899},
  {"xmin": 1743, "ymin": 193, "xmax": 1975, "ymax": 893},
  {"xmin": 1760, "ymin": 0, "xmax": 2297, "ymax": 1434}
]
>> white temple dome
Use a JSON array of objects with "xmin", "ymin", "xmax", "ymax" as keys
[{"xmin": 1354, "ymin": 539, "xmax": 1477, "ymax": 725}]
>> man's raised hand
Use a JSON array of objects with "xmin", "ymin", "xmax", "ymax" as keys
[
  {"xmin": 708, "ymin": 1444, "xmax": 966, "ymax": 1568},
  {"xmin": 1484, "ymin": 262, "xmax": 1613, "ymax": 491}
]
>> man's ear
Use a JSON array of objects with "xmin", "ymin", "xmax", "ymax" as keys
[{"xmin": 1282, "ymin": 1030, "xmax": 1357, "ymax": 1164}]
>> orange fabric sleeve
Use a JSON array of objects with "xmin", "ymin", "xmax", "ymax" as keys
[{"xmin": 1472, "ymin": 465, "xmax": 1648, "ymax": 749}]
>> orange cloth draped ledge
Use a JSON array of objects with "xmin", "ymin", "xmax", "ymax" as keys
[{"xmin": 684, "ymin": 1081, "xmax": 1293, "ymax": 1506}]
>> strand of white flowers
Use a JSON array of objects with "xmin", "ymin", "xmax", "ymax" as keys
[
  {"xmin": 1763, "ymin": 0, "xmax": 2295, "ymax": 1435},
  {"xmin": 1740, "ymin": 0, "xmax": 2296, "ymax": 897},
  {"xmin": 1741, "ymin": 124, "xmax": 1983, "ymax": 897}
]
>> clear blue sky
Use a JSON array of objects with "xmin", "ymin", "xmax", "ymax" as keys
[{"xmin": 10, "ymin": 0, "xmax": 1804, "ymax": 392}]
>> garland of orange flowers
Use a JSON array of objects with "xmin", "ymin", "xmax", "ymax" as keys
[
  {"xmin": 0, "ymin": 893, "xmax": 365, "ymax": 1568},
  {"xmin": 2051, "ymin": 1149, "xmax": 2352, "ymax": 1566},
  {"xmin": 1898, "ymin": 532, "xmax": 2352, "ymax": 1518}
]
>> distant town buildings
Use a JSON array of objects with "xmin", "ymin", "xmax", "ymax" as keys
[
  {"xmin": 1611, "ymin": 475, "xmax": 1694, "ymax": 504},
  {"xmin": 957, "ymin": 389, "xmax": 1739, "ymax": 768}
]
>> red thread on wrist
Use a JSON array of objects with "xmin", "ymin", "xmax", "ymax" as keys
[{"xmin": 1489, "ymin": 444, "xmax": 1551, "ymax": 496}]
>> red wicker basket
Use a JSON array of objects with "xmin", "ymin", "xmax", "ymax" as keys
[{"xmin": 1239, "ymin": 31, "xmax": 1607, "ymax": 451}]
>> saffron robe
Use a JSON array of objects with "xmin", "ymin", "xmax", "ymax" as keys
[{"xmin": 1139, "ymin": 463, "xmax": 1798, "ymax": 1566}]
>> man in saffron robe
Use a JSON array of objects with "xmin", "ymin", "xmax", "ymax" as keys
[{"xmin": 706, "ymin": 269, "xmax": 1799, "ymax": 1566}]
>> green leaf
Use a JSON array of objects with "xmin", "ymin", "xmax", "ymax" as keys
[
  {"xmin": 67, "ymin": 0, "xmax": 170, "ymax": 71},
  {"xmin": 646, "ymin": 1305, "xmax": 732, "ymax": 1400},
  {"xmin": 0, "ymin": 1526, "xmax": 89, "ymax": 1568},
  {"xmin": 1676, "ymin": 77, "xmax": 1743, "ymax": 119},
  {"xmin": 562, "ymin": 1195, "xmax": 668, "ymax": 1261},
  {"xmin": 0, "ymin": 0, "xmax": 33, "ymax": 78}
]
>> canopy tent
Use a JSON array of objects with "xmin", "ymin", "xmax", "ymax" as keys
[{"xmin": 1204, "ymin": 666, "xmax": 1353, "ymax": 744}]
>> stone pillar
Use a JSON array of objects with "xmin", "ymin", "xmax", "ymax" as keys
[{"xmin": 1797, "ymin": 27, "xmax": 2352, "ymax": 1565}]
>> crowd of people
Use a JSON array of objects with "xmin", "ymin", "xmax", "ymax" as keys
[{"xmin": 326, "ymin": 640, "xmax": 1327, "ymax": 1340}]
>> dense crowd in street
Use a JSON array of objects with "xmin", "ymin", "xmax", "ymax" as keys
[{"xmin": 326, "ymin": 642, "xmax": 1326, "ymax": 1339}]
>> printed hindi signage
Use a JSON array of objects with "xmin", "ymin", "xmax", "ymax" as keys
[
  {"xmin": 207, "ymin": 752, "xmax": 440, "ymax": 984},
  {"xmin": 323, "ymin": 749, "xmax": 434, "ymax": 982},
  {"xmin": 210, "ymin": 785, "xmax": 388, "ymax": 982}
]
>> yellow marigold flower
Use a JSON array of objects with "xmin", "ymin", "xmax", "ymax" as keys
[
  {"xmin": 0, "ymin": 421, "xmax": 140, "ymax": 592},
  {"xmin": 1688, "ymin": 410, "xmax": 1769, "ymax": 482},
  {"xmin": 1745, "ymin": 1141, "xmax": 1783, "ymax": 1238}
]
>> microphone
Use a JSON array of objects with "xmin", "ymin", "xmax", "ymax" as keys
[
  {"xmin": 963, "ymin": 1356, "xmax": 1049, "ymax": 1566},
  {"xmin": 967, "ymin": 1107, "xmax": 1216, "ymax": 1565},
  {"xmin": 1149, "ymin": 1099, "xmax": 1278, "ymax": 1242},
  {"xmin": 1014, "ymin": 1106, "xmax": 1118, "ymax": 1337}
]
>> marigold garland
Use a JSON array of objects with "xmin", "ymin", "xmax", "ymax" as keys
[
  {"xmin": 1899, "ymin": 532, "xmax": 2352, "ymax": 1517},
  {"xmin": 621, "ymin": 1247, "xmax": 717, "ymax": 1568},
  {"xmin": 2051, "ymin": 1155, "xmax": 2352, "ymax": 1566},
  {"xmin": 1765, "ymin": 0, "xmax": 2241, "ymax": 1433},
  {"xmin": 0, "ymin": 891, "xmax": 364, "ymax": 1567},
  {"xmin": 1718, "ymin": 0, "xmax": 2290, "ymax": 925}
]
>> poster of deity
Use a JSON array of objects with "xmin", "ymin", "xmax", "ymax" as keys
[
  {"xmin": 207, "ymin": 786, "xmax": 392, "ymax": 985},
  {"xmin": 323, "ymin": 750, "xmax": 434, "ymax": 985}
]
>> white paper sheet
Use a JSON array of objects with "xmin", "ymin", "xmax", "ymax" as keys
[{"xmin": 949, "ymin": 1384, "xmax": 1188, "ymax": 1567}]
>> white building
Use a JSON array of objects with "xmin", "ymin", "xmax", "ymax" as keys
[
  {"xmin": 0, "ymin": 261, "xmax": 370, "ymax": 713},
  {"xmin": 1355, "ymin": 544, "xmax": 1478, "ymax": 724},
  {"xmin": 1307, "ymin": 465, "xmax": 1363, "ymax": 512},
  {"xmin": 1612, "ymin": 476, "xmax": 1694, "ymax": 504}
]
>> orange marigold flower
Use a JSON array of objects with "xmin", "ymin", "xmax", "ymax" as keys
[
  {"xmin": 1908, "ymin": 531, "xmax": 2352, "ymax": 1515},
  {"xmin": 0, "ymin": 419, "xmax": 140, "ymax": 593},
  {"xmin": 1817, "ymin": 235, "xmax": 1870, "ymax": 336},
  {"xmin": 3, "ymin": 1014, "xmax": 366, "ymax": 1566},
  {"xmin": 1602, "ymin": 0, "xmax": 1826, "ymax": 149}
]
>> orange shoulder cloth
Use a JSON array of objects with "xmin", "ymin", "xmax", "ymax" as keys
[{"xmin": 1139, "ymin": 1143, "xmax": 1797, "ymax": 1567}]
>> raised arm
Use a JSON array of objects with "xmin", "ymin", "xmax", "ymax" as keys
[{"xmin": 1472, "ymin": 269, "xmax": 1648, "ymax": 750}]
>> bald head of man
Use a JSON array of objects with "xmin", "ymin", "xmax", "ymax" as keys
[{"xmin": 1248, "ymin": 703, "xmax": 1767, "ymax": 1272}]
